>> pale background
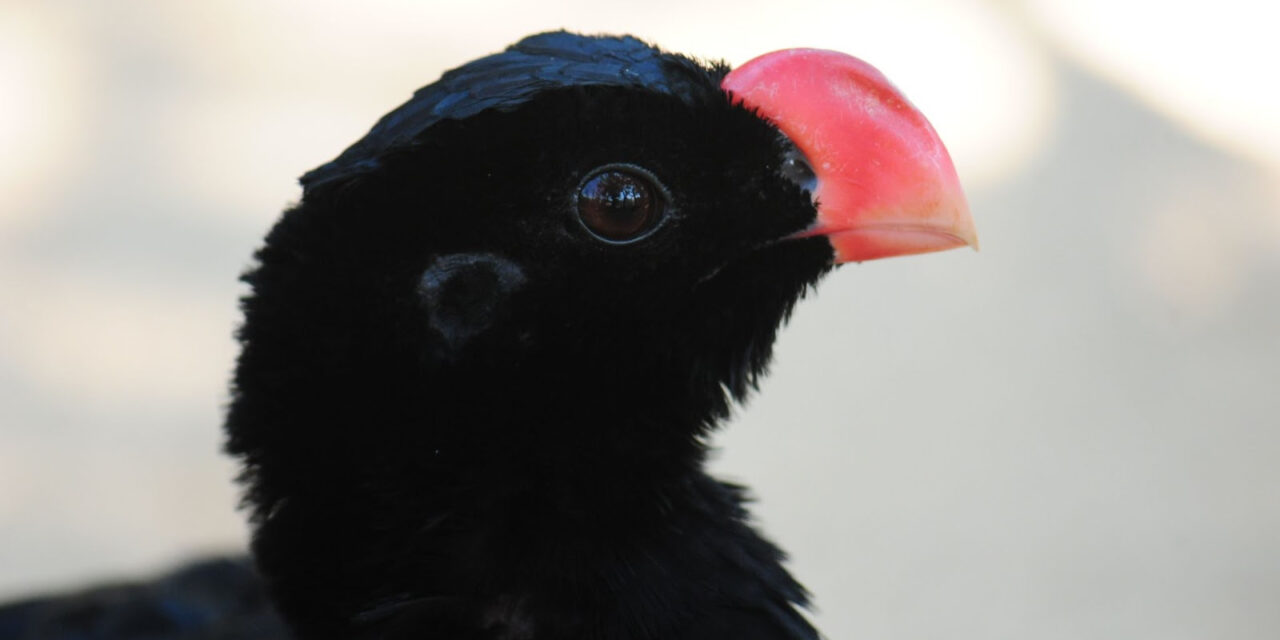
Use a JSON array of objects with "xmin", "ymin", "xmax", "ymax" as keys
[{"xmin": 2, "ymin": 1, "xmax": 1278, "ymax": 638}]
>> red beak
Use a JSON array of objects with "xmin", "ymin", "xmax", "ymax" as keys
[{"xmin": 723, "ymin": 49, "xmax": 977, "ymax": 263}]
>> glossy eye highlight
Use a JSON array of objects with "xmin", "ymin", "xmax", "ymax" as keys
[{"xmin": 575, "ymin": 164, "xmax": 667, "ymax": 243}]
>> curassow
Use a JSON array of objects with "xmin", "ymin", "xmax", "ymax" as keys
[{"xmin": 1, "ymin": 31, "xmax": 975, "ymax": 640}]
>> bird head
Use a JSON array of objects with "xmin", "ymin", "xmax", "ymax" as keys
[{"xmin": 225, "ymin": 31, "xmax": 974, "ymax": 637}]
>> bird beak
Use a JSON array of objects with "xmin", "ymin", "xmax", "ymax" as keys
[{"xmin": 723, "ymin": 49, "xmax": 977, "ymax": 263}]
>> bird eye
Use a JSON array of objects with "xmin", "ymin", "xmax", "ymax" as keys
[{"xmin": 575, "ymin": 164, "xmax": 667, "ymax": 243}]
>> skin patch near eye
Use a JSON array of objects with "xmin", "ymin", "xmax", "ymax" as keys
[{"xmin": 417, "ymin": 252, "xmax": 526, "ymax": 354}]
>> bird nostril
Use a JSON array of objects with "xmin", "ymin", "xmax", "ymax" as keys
[{"xmin": 778, "ymin": 146, "xmax": 817, "ymax": 195}]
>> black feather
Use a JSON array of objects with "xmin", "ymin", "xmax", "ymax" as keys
[
  {"xmin": 0, "ymin": 558, "xmax": 283, "ymax": 640},
  {"xmin": 227, "ymin": 30, "xmax": 831, "ymax": 640},
  {"xmin": 3, "ymin": 32, "xmax": 839, "ymax": 640},
  {"xmin": 302, "ymin": 32, "xmax": 720, "ymax": 192}
]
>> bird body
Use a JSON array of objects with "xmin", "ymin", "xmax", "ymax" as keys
[
  {"xmin": 2, "ymin": 32, "xmax": 973, "ymax": 640},
  {"xmin": 229, "ymin": 35, "xmax": 831, "ymax": 639}
]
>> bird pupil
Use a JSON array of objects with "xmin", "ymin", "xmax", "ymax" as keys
[{"xmin": 577, "ymin": 168, "xmax": 661, "ymax": 242}]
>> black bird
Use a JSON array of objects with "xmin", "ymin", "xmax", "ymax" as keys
[{"xmin": 2, "ymin": 32, "xmax": 974, "ymax": 640}]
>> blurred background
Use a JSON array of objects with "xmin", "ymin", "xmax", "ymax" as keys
[{"xmin": 2, "ymin": 0, "xmax": 1278, "ymax": 638}]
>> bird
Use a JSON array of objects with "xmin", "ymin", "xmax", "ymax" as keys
[{"xmin": 1, "ymin": 31, "xmax": 974, "ymax": 640}]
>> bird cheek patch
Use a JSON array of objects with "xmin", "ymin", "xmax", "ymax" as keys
[{"xmin": 417, "ymin": 253, "xmax": 526, "ymax": 356}]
